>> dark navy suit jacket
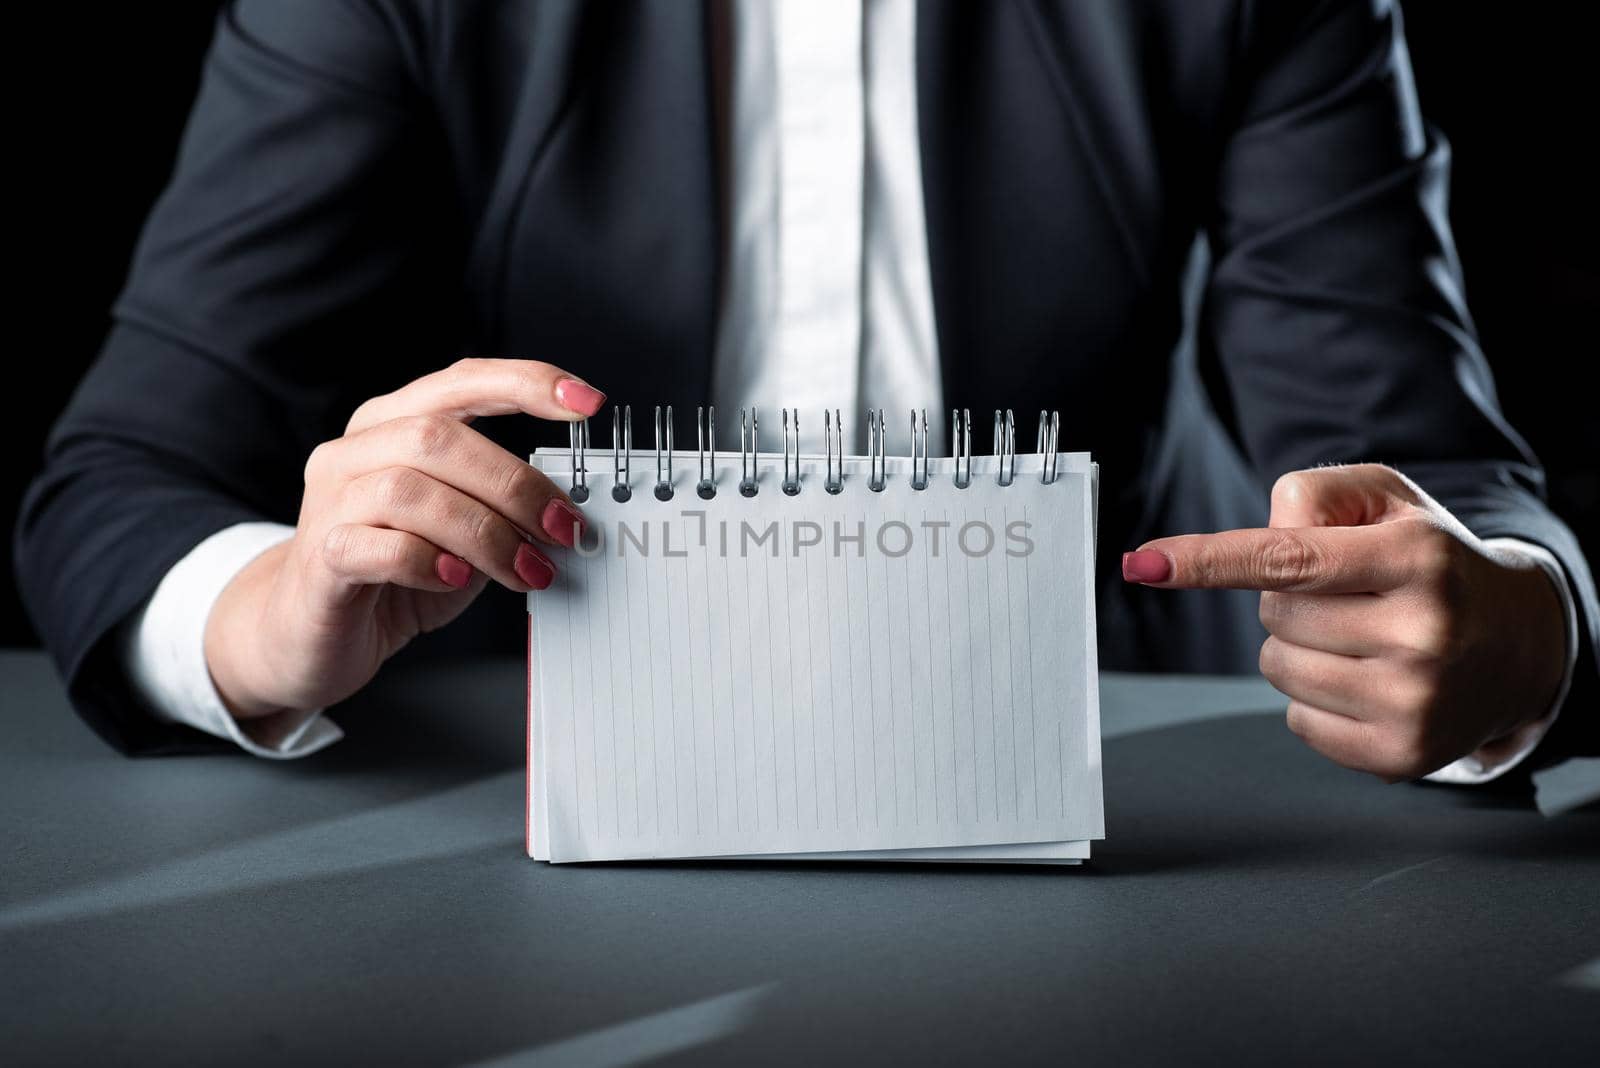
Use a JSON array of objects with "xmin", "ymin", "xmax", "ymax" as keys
[{"xmin": 17, "ymin": 0, "xmax": 1597, "ymax": 763}]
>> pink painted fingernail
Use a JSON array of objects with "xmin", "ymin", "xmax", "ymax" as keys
[
  {"xmin": 541, "ymin": 498, "xmax": 586, "ymax": 548},
  {"xmin": 554, "ymin": 378, "xmax": 606, "ymax": 417},
  {"xmin": 436, "ymin": 554, "xmax": 473, "ymax": 589},
  {"xmin": 514, "ymin": 542, "xmax": 556, "ymax": 590},
  {"xmin": 1122, "ymin": 550, "xmax": 1172, "ymax": 584}
]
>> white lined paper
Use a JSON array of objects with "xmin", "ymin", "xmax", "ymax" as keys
[{"xmin": 529, "ymin": 453, "xmax": 1102, "ymax": 863}]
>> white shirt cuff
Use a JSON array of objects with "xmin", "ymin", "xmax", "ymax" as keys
[
  {"xmin": 1424, "ymin": 537, "xmax": 1579, "ymax": 785},
  {"xmin": 120, "ymin": 522, "xmax": 343, "ymax": 760}
]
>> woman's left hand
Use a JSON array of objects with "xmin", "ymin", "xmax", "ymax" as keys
[{"xmin": 1123, "ymin": 464, "xmax": 1567, "ymax": 780}]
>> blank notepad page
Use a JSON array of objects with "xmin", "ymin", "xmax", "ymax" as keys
[{"xmin": 528, "ymin": 452, "xmax": 1103, "ymax": 862}]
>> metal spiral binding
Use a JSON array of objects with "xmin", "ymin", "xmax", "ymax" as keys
[
  {"xmin": 696, "ymin": 406, "xmax": 717, "ymax": 499},
  {"xmin": 909, "ymin": 409, "xmax": 929, "ymax": 490},
  {"xmin": 611, "ymin": 405, "xmax": 632, "ymax": 502},
  {"xmin": 867, "ymin": 408, "xmax": 887, "ymax": 492},
  {"xmin": 993, "ymin": 408, "xmax": 1016, "ymax": 486},
  {"xmin": 824, "ymin": 409, "xmax": 843, "ymax": 494},
  {"xmin": 739, "ymin": 407, "xmax": 760, "ymax": 497},
  {"xmin": 568, "ymin": 419, "xmax": 590, "ymax": 503},
  {"xmin": 1035, "ymin": 409, "xmax": 1060, "ymax": 484},
  {"xmin": 951, "ymin": 408, "xmax": 972, "ymax": 489},
  {"xmin": 570, "ymin": 404, "xmax": 1059, "ymax": 500},
  {"xmin": 781, "ymin": 409, "xmax": 802, "ymax": 495},
  {"xmin": 654, "ymin": 405, "xmax": 674, "ymax": 501}
]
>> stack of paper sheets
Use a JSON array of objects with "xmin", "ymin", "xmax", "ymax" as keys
[{"xmin": 527, "ymin": 451, "xmax": 1104, "ymax": 864}]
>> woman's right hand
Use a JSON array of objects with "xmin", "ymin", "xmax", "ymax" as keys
[{"xmin": 202, "ymin": 358, "xmax": 604, "ymax": 722}]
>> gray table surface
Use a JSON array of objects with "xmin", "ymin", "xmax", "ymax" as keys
[{"xmin": 1, "ymin": 648, "xmax": 1595, "ymax": 1066}]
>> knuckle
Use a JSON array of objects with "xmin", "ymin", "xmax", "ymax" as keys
[
  {"xmin": 1270, "ymin": 471, "xmax": 1312, "ymax": 512},
  {"xmin": 344, "ymin": 399, "xmax": 377, "ymax": 436},
  {"xmin": 303, "ymin": 441, "xmax": 335, "ymax": 485},
  {"xmin": 1284, "ymin": 702, "xmax": 1310, "ymax": 738},
  {"xmin": 369, "ymin": 467, "xmax": 424, "ymax": 513},
  {"xmin": 376, "ymin": 533, "xmax": 412, "ymax": 573},
  {"xmin": 514, "ymin": 358, "xmax": 550, "ymax": 386},
  {"xmin": 1258, "ymin": 637, "xmax": 1286, "ymax": 684},
  {"xmin": 321, "ymin": 524, "xmax": 360, "ymax": 571},
  {"xmin": 1256, "ymin": 533, "xmax": 1322, "ymax": 589},
  {"xmin": 466, "ymin": 504, "xmax": 503, "ymax": 552},
  {"xmin": 510, "ymin": 361, "xmax": 552, "ymax": 404},
  {"xmin": 1257, "ymin": 591, "xmax": 1289, "ymax": 633},
  {"xmin": 404, "ymin": 414, "xmax": 457, "ymax": 459},
  {"xmin": 497, "ymin": 460, "xmax": 543, "ymax": 506}
]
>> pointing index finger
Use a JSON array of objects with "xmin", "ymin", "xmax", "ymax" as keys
[{"xmin": 1124, "ymin": 526, "xmax": 1413, "ymax": 594}]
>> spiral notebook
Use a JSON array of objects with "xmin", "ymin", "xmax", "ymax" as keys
[{"xmin": 527, "ymin": 408, "xmax": 1103, "ymax": 863}]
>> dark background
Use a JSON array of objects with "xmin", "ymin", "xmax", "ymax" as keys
[{"xmin": 6, "ymin": 1, "xmax": 1597, "ymax": 646}]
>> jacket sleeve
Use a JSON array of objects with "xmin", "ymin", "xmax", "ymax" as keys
[
  {"xmin": 13, "ymin": 0, "xmax": 453, "ymax": 754},
  {"xmin": 1199, "ymin": 0, "xmax": 1596, "ymax": 766}
]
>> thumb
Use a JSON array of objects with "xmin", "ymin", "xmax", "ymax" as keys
[{"xmin": 1268, "ymin": 463, "xmax": 1422, "ymax": 528}]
